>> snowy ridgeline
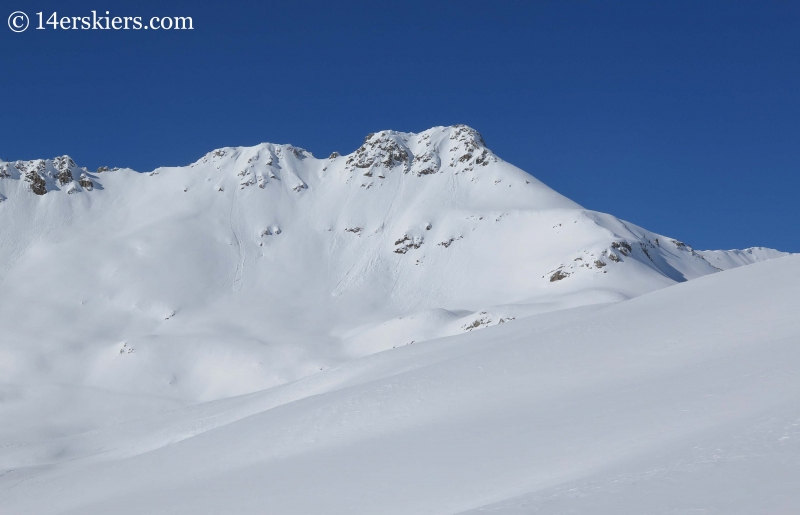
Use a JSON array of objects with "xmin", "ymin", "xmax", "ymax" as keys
[
  {"xmin": 0, "ymin": 126, "xmax": 792, "ymax": 438},
  {"xmin": 697, "ymin": 246, "xmax": 789, "ymax": 270}
]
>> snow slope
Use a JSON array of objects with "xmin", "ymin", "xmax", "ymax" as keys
[
  {"xmin": 1, "ymin": 254, "xmax": 798, "ymax": 514},
  {"xmin": 698, "ymin": 246, "xmax": 791, "ymax": 270},
  {"xmin": 0, "ymin": 126, "xmax": 790, "ymax": 443}
]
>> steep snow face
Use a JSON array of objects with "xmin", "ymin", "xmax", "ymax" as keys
[{"xmin": 0, "ymin": 126, "xmax": 790, "ymax": 431}]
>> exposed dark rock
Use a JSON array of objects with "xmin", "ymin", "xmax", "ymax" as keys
[
  {"xmin": 448, "ymin": 125, "xmax": 495, "ymax": 169},
  {"xmin": 611, "ymin": 241, "xmax": 632, "ymax": 256},
  {"xmin": 239, "ymin": 169, "xmax": 257, "ymax": 188},
  {"xmin": 411, "ymin": 152, "xmax": 440, "ymax": 176},
  {"xmin": 261, "ymin": 227, "xmax": 281, "ymax": 236},
  {"xmin": 347, "ymin": 132, "xmax": 410, "ymax": 172},
  {"xmin": 289, "ymin": 146, "xmax": 308, "ymax": 158},
  {"xmin": 28, "ymin": 173, "xmax": 47, "ymax": 195},
  {"xmin": 19, "ymin": 160, "xmax": 48, "ymax": 195},
  {"xmin": 474, "ymin": 149, "xmax": 491, "ymax": 166},
  {"xmin": 394, "ymin": 235, "xmax": 423, "ymax": 254},
  {"xmin": 57, "ymin": 169, "xmax": 73, "ymax": 186},
  {"xmin": 79, "ymin": 174, "xmax": 93, "ymax": 190},
  {"xmin": 464, "ymin": 319, "xmax": 484, "ymax": 330}
]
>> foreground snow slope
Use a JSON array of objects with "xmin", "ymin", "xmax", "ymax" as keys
[{"xmin": 2, "ymin": 254, "xmax": 798, "ymax": 514}]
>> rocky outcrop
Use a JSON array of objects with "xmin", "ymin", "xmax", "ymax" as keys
[
  {"xmin": 447, "ymin": 125, "xmax": 496, "ymax": 171},
  {"xmin": 79, "ymin": 174, "xmax": 94, "ymax": 190},
  {"xmin": 393, "ymin": 234, "xmax": 424, "ymax": 254},
  {"xmin": 53, "ymin": 156, "xmax": 76, "ymax": 186},
  {"xmin": 409, "ymin": 151, "xmax": 441, "ymax": 176},
  {"xmin": 17, "ymin": 160, "xmax": 48, "ymax": 195},
  {"xmin": 346, "ymin": 132, "xmax": 410, "ymax": 173}
]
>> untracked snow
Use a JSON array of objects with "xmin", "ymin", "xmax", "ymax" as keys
[
  {"xmin": 1, "ymin": 254, "xmax": 798, "ymax": 514},
  {"xmin": 698, "ymin": 246, "xmax": 790, "ymax": 270}
]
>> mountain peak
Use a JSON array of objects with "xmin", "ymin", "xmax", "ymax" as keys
[
  {"xmin": 0, "ymin": 155, "xmax": 93, "ymax": 195},
  {"xmin": 342, "ymin": 125, "xmax": 495, "ymax": 177}
]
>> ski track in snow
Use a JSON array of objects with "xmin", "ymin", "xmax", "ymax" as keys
[{"xmin": 230, "ymin": 187, "xmax": 245, "ymax": 292}]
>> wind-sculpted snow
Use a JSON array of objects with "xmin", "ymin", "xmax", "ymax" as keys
[{"xmin": 0, "ymin": 125, "xmax": 791, "ymax": 447}]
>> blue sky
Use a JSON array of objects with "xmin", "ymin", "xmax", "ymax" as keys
[{"xmin": 2, "ymin": 1, "xmax": 798, "ymax": 251}]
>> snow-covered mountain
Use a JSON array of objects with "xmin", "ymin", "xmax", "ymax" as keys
[
  {"xmin": 0, "ymin": 126, "xmax": 790, "ymax": 416},
  {"xmin": 1, "ymin": 125, "xmax": 796, "ymax": 513}
]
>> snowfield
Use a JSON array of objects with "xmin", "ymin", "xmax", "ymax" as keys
[{"xmin": 0, "ymin": 126, "xmax": 795, "ymax": 513}]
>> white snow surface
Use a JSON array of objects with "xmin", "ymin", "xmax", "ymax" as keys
[
  {"xmin": 1, "ymin": 253, "xmax": 799, "ymax": 514},
  {"xmin": 0, "ymin": 126, "xmax": 795, "ymax": 512},
  {"xmin": 698, "ymin": 246, "xmax": 791, "ymax": 270}
]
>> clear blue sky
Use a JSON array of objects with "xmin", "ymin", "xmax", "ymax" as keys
[{"xmin": 2, "ymin": 1, "xmax": 798, "ymax": 251}]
